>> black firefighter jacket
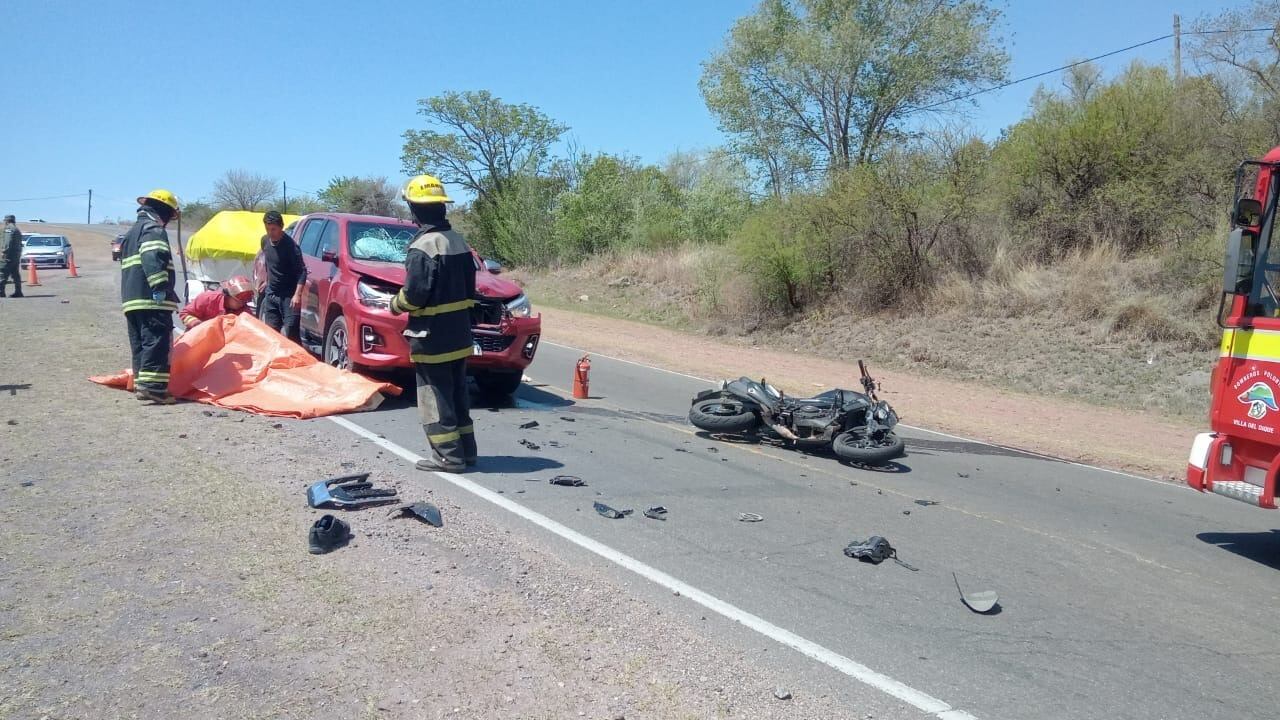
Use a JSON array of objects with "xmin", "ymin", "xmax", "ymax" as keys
[
  {"xmin": 119, "ymin": 208, "xmax": 178, "ymax": 313},
  {"xmin": 391, "ymin": 225, "xmax": 477, "ymax": 364}
]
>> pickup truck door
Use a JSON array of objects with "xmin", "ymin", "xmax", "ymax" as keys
[
  {"xmin": 309, "ymin": 219, "xmax": 341, "ymax": 333},
  {"xmin": 295, "ymin": 219, "xmax": 327, "ymax": 337}
]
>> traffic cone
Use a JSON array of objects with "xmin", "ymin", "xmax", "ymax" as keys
[
  {"xmin": 66, "ymin": 254, "xmax": 80, "ymax": 278},
  {"xmin": 25, "ymin": 258, "xmax": 40, "ymax": 286}
]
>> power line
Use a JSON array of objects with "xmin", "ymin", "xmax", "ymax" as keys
[
  {"xmin": 907, "ymin": 26, "xmax": 1276, "ymax": 114},
  {"xmin": 0, "ymin": 192, "xmax": 89, "ymax": 203}
]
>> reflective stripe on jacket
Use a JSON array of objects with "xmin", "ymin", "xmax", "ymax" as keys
[
  {"xmin": 390, "ymin": 226, "xmax": 476, "ymax": 364},
  {"xmin": 119, "ymin": 208, "xmax": 178, "ymax": 313}
]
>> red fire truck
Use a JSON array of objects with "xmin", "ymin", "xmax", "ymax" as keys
[{"xmin": 1188, "ymin": 146, "xmax": 1280, "ymax": 508}]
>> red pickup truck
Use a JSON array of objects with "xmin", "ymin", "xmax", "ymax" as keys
[{"xmin": 254, "ymin": 212, "xmax": 540, "ymax": 396}]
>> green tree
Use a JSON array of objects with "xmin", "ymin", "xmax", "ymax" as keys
[
  {"xmin": 401, "ymin": 90, "xmax": 568, "ymax": 201},
  {"xmin": 665, "ymin": 149, "xmax": 753, "ymax": 243},
  {"xmin": 318, "ymin": 176, "xmax": 406, "ymax": 218},
  {"xmin": 700, "ymin": 0, "xmax": 1007, "ymax": 177}
]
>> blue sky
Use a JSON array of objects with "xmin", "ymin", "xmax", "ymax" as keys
[{"xmin": 2, "ymin": 0, "xmax": 1233, "ymax": 222}]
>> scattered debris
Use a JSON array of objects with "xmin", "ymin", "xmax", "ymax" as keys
[
  {"xmin": 178, "ymin": 433, "xmax": 188, "ymax": 439},
  {"xmin": 560, "ymin": 416, "xmax": 576, "ymax": 422},
  {"xmin": 307, "ymin": 473, "xmax": 399, "ymax": 509},
  {"xmin": 549, "ymin": 475, "xmax": 586, "ymax": 487},
  {"xmin": 5, "ymin": 419, "xmax": 16, "ymax": 426},
  {"xmin": 547, "ymin": 440, "xmax": 563, "ymax": 448},
  {"xmin": 773, "ymin": 688, "xmax": 793, "ymax": 701},
  {"xmin": 914, "ymin": 499, "xmax": 940, "ymax": 507},
  {"xmin": 593, "ymin": 501, "xmax": 632, "ymax": 519},
  {"xmin": 952, "ymin": 572, "xmax": 999, "ymax": 614},
  {"xmin": 707, "ymin": 447, "xmax": 719, "ymax": 453},
  {"xmin": 902, "ymin": 510, "xmax": 911, "ymax": 515},
  {"xmin": 957, "ymin": 472, "xmax": 970, "ymax": 478},
  {"xmin": 738, "ymin": 512, "xmax": 764, "ymax": 523},
  {"xmin": 519, "ymin": 420, "xmax": 540, "ymax": 430},
  {"xmin": 389, "ymin": 501, "xmax": 443, "ymax": 527},
  {"xmin": 272, "ymin": 423, "xmax": 283, "ymax": 430},
  {"xmin": 643, "ymin": 506, "xmax": 668, "ymax": 520},
  {"xmin": 201, "ymin": 410, "xmax": 215, "ymax": 417},
  {"xmin": 844, "ymin": 536, "xmax": 918, "ymax": 571},
  {"xmin": 674, "ymin": 448, "xmax": 689, "ymax": 453},
  {"xmin": 59, "ymin": 299, "xmax": 70, "ymax": 304},
  {"xmin": 20, "ymin": 481, "xmax": 34, "ymax": 487},
  {"xmin": 519, "ymin": 439, "xmax": 541, "ymax": 451}
]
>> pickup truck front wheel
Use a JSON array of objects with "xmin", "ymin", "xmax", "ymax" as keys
[{"xmin": 474, "ymin": 369, "xmax": 522, "ymax": 397}]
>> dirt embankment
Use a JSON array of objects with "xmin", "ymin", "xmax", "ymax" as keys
[
  {"xmin": 0, "ymin": 229, "xmax": 874, "ymax": 720},
  {"xmin": 530, "ymin": 304, "xmax": 1197, "ymax": 479}
]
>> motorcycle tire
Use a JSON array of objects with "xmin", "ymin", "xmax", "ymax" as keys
[
  {"xmin": 688, "ymin": 399, "xmax": 760, "ymax": 433},
  {"xmin": 833, "ymin": 430, "xmax": 905, "ymax": 465}
]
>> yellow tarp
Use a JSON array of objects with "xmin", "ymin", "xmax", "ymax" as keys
[{"xmin": 186, "ymin": 210, "xmax": 301, "ymax": 261}]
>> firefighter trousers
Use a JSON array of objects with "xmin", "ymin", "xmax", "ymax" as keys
[
  {"xmin": 415, "ymin": 357, "xmax": 476, "ymax": 466},
  {"xmin": 0, "ymin": 262, "xmax": 20, "ymax": 297},
  {"xmin": 126, "ymin": 309, "xmax": 173, "ymax": 392}
]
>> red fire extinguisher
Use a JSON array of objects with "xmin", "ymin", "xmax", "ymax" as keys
[{"xmin": 573, "ymin": 355, "xmax": 591, "ymax": 399}]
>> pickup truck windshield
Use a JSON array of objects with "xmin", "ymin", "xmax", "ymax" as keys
[{"xmin": 348, "ymin": 223, "xmax": 417, "ymax": 262}]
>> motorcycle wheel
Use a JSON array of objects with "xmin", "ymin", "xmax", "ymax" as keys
[
  {"xmin": 688, "ymin": 399, "xmax": 760, "ymax": 433},
  {"xmin": 833, "ymin": 430, "xmax": 905, "ymax": 465}
]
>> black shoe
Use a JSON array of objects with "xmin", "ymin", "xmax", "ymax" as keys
[
  {"xmin": 135, "ymin": 388, "xmax": 176, "ymax": 404},
  {"xmin": 308, "ymin": 514, "xmax": 350, "ymax": 554},
  {"xmin": 416, "ymin": 455, "xmax": 466, "ymax": 473}
]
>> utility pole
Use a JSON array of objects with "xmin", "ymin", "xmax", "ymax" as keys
[
  {"xmin": 87, "ymin": 189, "xmax": 92, "ymax": 224},
  {"xmin": 283, "ymin": 181, "xmax": 288, "ymax": 211},
  {"xmin": 1174, "ymin": 14, "xmax": 1182, "ymax": 82}
]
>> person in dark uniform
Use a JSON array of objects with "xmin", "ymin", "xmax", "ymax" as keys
[
  {"xmin": 120, "ymin": 189, "xmax": 181, "ymax": 404},
  {"xmin": 258, "ymin": 210, "xmax": 307, "ymax": 341},
  {"xmin": 390, "ymin": 174, "xmax": 477, "ymax": 472},
  {"xmin": 0, "ymin": 215, "xmax": 23, "ymax": 298}
]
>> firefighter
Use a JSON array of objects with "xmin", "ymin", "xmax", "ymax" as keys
[
  {"xmin": 258, "ymin": 210, "xmax": 306, "ymax": 341},
  {"xmin": 178, "ymin": 275, "xmax": 254, "ymax": 329},
  {"xmin": 0, "ymin": 214, "xmax": 22, "ymax": 298},
  {"xmin": 121, "ymin": 189, "xmax": 181, "ymax": 404},
  {"xmin": 390, "ymin": 175, "xmax": 477, "ymax": 471}
]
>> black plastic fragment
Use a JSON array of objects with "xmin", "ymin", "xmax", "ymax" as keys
[
  {"xmin": 520, "ymin": 421, "xmax": 540, "ymax": 429},
  {"xmin": 389, "ymin": 501, "xmax": 443, "ymax": 527},
  {"xmin": 549, "ymin": 475, "xmax": 586, "ymax": 487}
]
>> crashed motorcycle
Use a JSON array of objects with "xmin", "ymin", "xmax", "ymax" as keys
[{"xmin": 688, "ymin": 361, "xmax": 905, "ymax": 465}]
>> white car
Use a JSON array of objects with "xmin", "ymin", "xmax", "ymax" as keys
[{"xmin": 21, "ymin": 234, "xmax": 74, "ymax": 269}]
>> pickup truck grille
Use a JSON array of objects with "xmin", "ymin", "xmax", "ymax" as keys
[
  {"xmin": 475, "ymin": 334, "xmax": 514, "ymax": 352},
  {"xmin": 471, "ymin": 298, "xmax": 505, "ymax": 326}
]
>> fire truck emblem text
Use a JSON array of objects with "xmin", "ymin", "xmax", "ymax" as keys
[{"xmin": 1238, "ymin": 381, "xmax": 1280, "ymax": 419}]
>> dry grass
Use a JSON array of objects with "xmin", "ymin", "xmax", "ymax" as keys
[{"xmin": 515, "ymin": 240, "xmax": 1220, "ymax": 421}]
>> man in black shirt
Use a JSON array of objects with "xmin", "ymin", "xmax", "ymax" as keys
[{"xmin": 258, "ymin": 211, "xmax": 307, "ymax": 341}]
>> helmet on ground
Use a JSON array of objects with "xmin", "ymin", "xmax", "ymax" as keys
[
  {"xmin": 402, "ymin": 174, "xmax": 452, "ymax": 204},
  {"xmin": 137, "ymin": 189, "xmax": 180, "ymax": 211},
  {"xmin": 223, "ymin": 275, "xmax": 254, "ymax": 302}
]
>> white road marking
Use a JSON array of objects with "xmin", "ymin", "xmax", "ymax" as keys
[
  {"xmin": 328, "ymin": 414, "xmax": 980, "ymax": 720},
  {"xmin": 541, "ymin": 339, "xmax": 1179, "ymax": 487}
]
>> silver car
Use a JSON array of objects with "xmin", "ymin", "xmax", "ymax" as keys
[{"xmin": 21, "ymin": 234, "xmax": 74, "ymax": 269}]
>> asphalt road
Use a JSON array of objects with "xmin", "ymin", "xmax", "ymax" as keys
[
  {"xmin": 35, "ymin": 222, "xmax": 1278, "ymax": 716},
  {"xmin": 310, "ymin": 339, "xmax": 1280, "ymax": 720}
]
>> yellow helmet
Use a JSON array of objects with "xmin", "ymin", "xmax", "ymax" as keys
[
  {"xmin": 402, "ymin": 175, "xmax": 452, "ymax": 204},
  {"xmin": 137, "ymin": 188, "xmax": 180, "ymax": 211}
]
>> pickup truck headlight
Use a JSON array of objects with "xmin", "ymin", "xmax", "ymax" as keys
[
  {"xmin": 357, "ymin": 279, "xmax": 394, "ymax": 310},
  {"xmin": 506, "ymin": 293, "xmax": 533, "ymax": 318}
]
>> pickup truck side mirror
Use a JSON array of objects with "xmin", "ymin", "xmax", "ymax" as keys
[{"xmin": 483, "ymin": 258, "xmax": 503, "ymax": 274}]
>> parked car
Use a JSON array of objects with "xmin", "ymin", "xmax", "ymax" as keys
[
  {"xmin": 253, "ymin": 213, "xmax": 540, "ymax": 396},
  {"xmin": 111, "ymin": 233, "xmax": 124, "ymax": 261},
  {"xmin": 20, "ymin": 234, "xmax": 74, "ymax": 268}
]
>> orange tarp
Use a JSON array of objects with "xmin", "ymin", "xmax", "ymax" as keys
[{"xmin": 90, "ymin": 313, "xmax": 400, "ymax": 417}]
